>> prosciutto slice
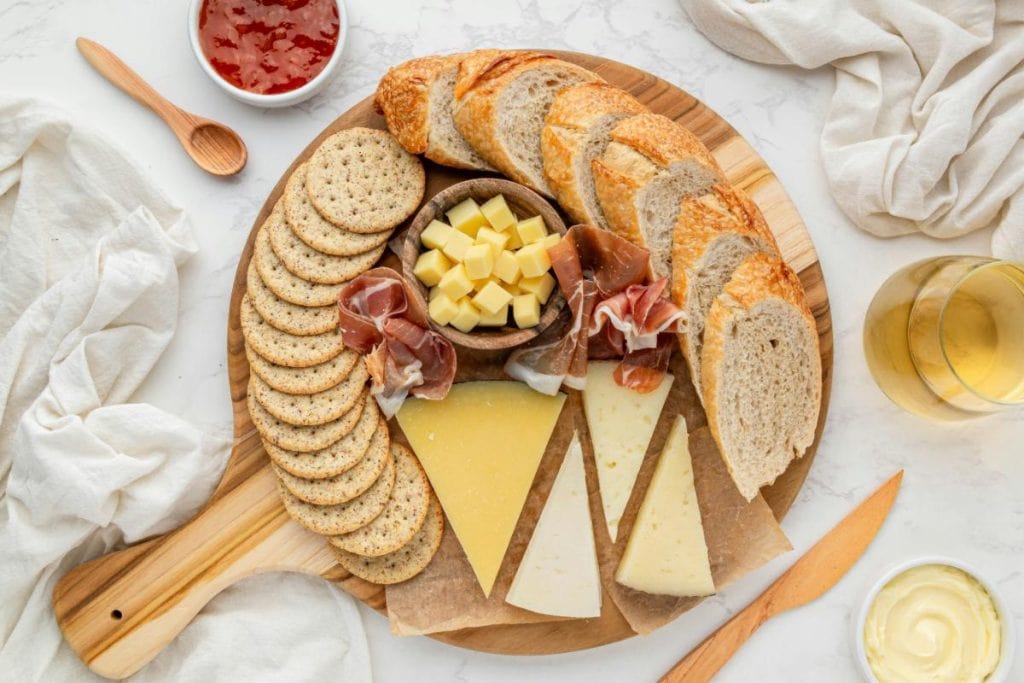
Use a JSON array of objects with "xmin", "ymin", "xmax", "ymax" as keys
[{"xmin": 337, "ymin": 268, "xmax": 455, "ymax": 417}]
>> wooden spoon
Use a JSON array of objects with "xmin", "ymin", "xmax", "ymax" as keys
[{"xmin": 76, "ymin": 37, "xmax": 247, "ymax": 176}]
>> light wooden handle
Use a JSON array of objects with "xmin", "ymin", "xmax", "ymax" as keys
[
  {"xmin": 75, "ymin": 37, "xmax": 193, "ymax": 131},
  {"xmin": 660, "ymin": 589, "xmax": 775, "ymax": 683},
  {"xmin": 52, "ymin": 464, "xmax": 334, "ymax": 680}
]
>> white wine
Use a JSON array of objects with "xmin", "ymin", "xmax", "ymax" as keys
[{"xmin": 864, "ymin": 257, "xmax": 1024, "ymax": 420}]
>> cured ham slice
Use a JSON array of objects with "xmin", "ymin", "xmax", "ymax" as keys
[
  {"xmin": 337, "ymin": 268, "xmax": 455, "ymax": 416},
  {"xmin": 589, "ymin": 278, "xmax": 684, "ymax": 355}
]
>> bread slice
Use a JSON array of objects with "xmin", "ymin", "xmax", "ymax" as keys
[
  {"xmin": 453, "ymin": 51, "xmax": 603, "ymax": 196},
  {"xmin": 592, "ymin": 113, "xmax": 723, "ymax": 278},
  {"xmin": 541, "ymin": 83, "xmax": 647, "ymax": 228},
  {"xmin": 701, "ymin": 252, "xmax": 821, "ymax": 501},
  {"xmin": 672, "ymin": 184, "xmax": 780, "ymax": 398},
  {"xmin": 374, "ymin": 54, "xmax": 494, "ymax": 171}
]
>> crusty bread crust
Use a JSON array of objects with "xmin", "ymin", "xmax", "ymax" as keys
[
  {"xmin": 541, "ymin": 83, "xmax": 646, "ymax": 225},
  {"xmin": 607, "ymin": 113, "xmax": 721, "ymax": 170},
  {"xmin": 453, "ymin": 51, "xmax": 603, "ymax": 195},
  {"xmin": 374, "ymin": 55, "xmax": 455, "ymax": 155}
]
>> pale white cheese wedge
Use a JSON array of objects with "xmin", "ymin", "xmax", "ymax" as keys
[
  {"xmin": 506, "ymin": 433, "xmax": 602, "ymax": 618},
  {"xmin": 582, "ymin": 361, "xmax": 673, "ymax": 542},
  {"xmin": 615, "ymin": 416, "xmax": 715, "ymax": 597}
]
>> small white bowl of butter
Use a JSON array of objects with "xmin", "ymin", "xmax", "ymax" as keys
[{"xmin": 855, "ymin": 557, "xmax": 1014, "ymax": 683}]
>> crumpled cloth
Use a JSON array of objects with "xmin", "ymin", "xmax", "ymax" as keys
[
  {"xmin": 0, "ymin": 97, "xmax": 370, "ymax": 682},
  {"xmin": 679, "ymin": 0, "xmax": 1024, "ymax": 260}
]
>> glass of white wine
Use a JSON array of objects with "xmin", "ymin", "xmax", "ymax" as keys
[{"xmin": 864, "ymin": 257, "xmax": 1024, "ymax": 420}]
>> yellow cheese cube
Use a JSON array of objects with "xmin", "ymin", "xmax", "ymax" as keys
[
  {"xmin": 504, "ymin": 281, "xmax": 522, "ymax": 296},
  {"xmin": 513, "ymin": 293, "xmax": 541, "ymax": 328},
  {"xmin": 421, "ymin": 220, "xmax": 455, "ymax": 250},
  {"xmin": 493, "ymin": 249, "xmax": 521, "ymax": 285},
  {"xmin": 542, "ymin": 233, "xmax": 562, "ymax": 250},
  {"xmin": 518, "ymin": 272, "xmax": 557, "ymax": 304},
  {"xmin": 463, "ymin": 243, "xmax": 494, "ymax": 280},
  {"xmin": 515, "ymin": 242, "xmax": 552, "ymax": 278},
  {"xmin": 442, "ymin": 229, "xmax": 474, "ymax": 263},
  {"xmin": 450, "ymin": 298, "xmax": 481, "ymax": 333},
  {"xmin": 447, "ymin": 198, "xmax": 489, "ymax": 237},
  {"xmin": 480, "ymin": 194, "xmax": 517, "ymax": 232},
  {"xmin": 429, "ymin": 286, "xmax": 443, "ymax": 300},
  {"xmin": 438, "ymin": 263, "xmax": 473, "ymax": 301},
  {"xmin": 505, "ymin": 226, "xmax": 524, "ymax": 250},
  {"xmin": 515, "ymin": 216, "xmax": 547, "ymax": 245},
  {"xmin": 428, "ymin": 291, "xmax": 460, "ymax": 326},
  {"xmin": 475, "ymin": 227, "xmax": 509, "ymax": 257},
  {"xmin": 413, "ymin": 249, "xmax": 452, "ymax": 287},
  {"xmin": 472, "ymin": 281, "xmax": 514, "ymax": 315},
  {"xmin": 478, "ymin": 303, "xmax": 509, "ymax": 327}
]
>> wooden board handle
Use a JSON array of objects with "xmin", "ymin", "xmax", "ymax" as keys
[{"xmin": 52, "ymin": 464, "xmax": 334, "ymax": 680}]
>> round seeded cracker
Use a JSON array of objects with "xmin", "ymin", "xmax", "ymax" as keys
[
  {"xmin": 306, "ymin": 128, "xmax": 425, "ymax": 234},
  {"xmin": 246, "ymin": 260, "xmax": 337, "ymax": 336},
  {"xmin": 264, "ymin": 398, "xmax": 380, "ymax": 479},
  {"xmin": 240, "ymin": 295, "xmax": 345, "ymax": 368},
  {"xmin": 249, "ymin": 361, "xmax": 369, "ymax": 426},
  {"xmin": 246, "ymin": 344, "xmax": 359, "ymax": 396},
  {"xmin": 248, "ymin": 388, "xmax": 367, "ymax": 453},
  {"xmin": 253, "ymin": 224, "xmax": 343, "ymax": 307}
]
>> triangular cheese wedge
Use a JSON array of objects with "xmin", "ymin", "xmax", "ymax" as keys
[
  {"xmin": 506, "ymin": 432, "xmax": 601, "ymax": 618},
  {"xmin": 396, "ymin": 381, "xmax": 565, "ymax": 597},
  {"xmin": 615, "ymin": 416, "xmax": 715, "ymax": 597},
  {"xmin": 582, "ymin": 361, "xmax": 673, "ymax": 541}
]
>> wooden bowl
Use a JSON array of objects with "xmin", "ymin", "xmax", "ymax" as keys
[{"xmin": 401, "ymin": 178, "xmax": 567, "ymax": 350}]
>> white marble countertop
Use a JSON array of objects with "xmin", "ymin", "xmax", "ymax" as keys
[{"xmin": 2, "ymin": 0, "xmax": 1020, "ymax": 681}]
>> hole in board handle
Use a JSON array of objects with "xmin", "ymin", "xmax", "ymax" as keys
[{"xmin": 110, "ymin": 610, "xmax": 122, "ymax": 620}]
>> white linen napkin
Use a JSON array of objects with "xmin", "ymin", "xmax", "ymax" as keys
[
  {"xmin": 678, "ymin": 0, "xmax": 1024, "ymax": 260},
  {"xmin": 0, "ymin": 97, "xmax": 370, "ymax": 682}
]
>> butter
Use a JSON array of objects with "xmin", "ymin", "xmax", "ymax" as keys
[{"xmin": 864, "ymin": 564, "xmax": 1001, "ymax": 683}]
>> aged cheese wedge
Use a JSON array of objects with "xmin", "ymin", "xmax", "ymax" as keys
[
  {"xmin": 615, "ymin": 416, "xmax": 715, "ymax": 597},
  {"xmin": 506, "ymin": 432, "xmax": 601, "ymax": 618},
  {"xmin": 396, "ymin": 381, "xmax": 566, "ymax": 597},
  {"xmin": 582, "ymin": 361, "xmax": 673, "ymax": 542}
]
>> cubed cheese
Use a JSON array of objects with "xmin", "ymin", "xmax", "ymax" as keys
[
  {"xmin": 413, "ymin": 249, "xmax": 452, "ymax": 287},
  {"xmin": 515, "ymin": 216, "xmax": 548, "ymax": 245},
  {"xmin": 505, "ymin": 226, "xmax": 524, "ymax": 250},
  {"xmin": 463, "ymin": 243, "xmax": 494, "ymax": 280},
  {"xmin": 513, "ymin": 293, "xmax": 541, "ymax": 328},
  {"xmin": 475, "ymin": 227, "xmax": 509, "ymax": 257},
  {"xmin": 504, "ymin": 281, "xmax": 522, "ymax": 296},
  {"xmin": 493, "ymin": 250, "xmax": 521, "ymax": 285},
  {"xmin": 429, "ymin": 286, "xmax": 443, "ymax": 300},
  {"xmin": 516, "ymin": 242, "xmax": 552, "ymax": 278},
  {"xmin": 472, "ymin": 281, "xmax": 513, "ymax": 315},
  {"xmin": 542, "ymin": 233, "xmax": 562, "ymax": 250},
  {"xmin": 447, "ymin": 198, "xmax": 489, "ymax": 237},
  {"xmin": 519, "ymin": 273, "xmax": 557, "ymax": 304},
  {"xmin": 450, "ymin": 298, "xmax": 481, "ymax": 333},
  {"xmin": 478, "ymin": 303, "xmax": 510, "ymax": 327},
  {"xmin": 428, "ymin": 291, "xmax": 460, "ymax": 326},
  {"xmin": 438, "ymin": 263, "xmax": 474, "ymax": 301},
  {"xmin": 421, "ymin": 220, "xmax": 455, "ymax": 250},
  {"xmin": 442, "ymin": 229, "xmax": 474, "ymax": 263},
  {"xmin": 480, "ymin": 195, "xmax": 517, "ymax": 232}
]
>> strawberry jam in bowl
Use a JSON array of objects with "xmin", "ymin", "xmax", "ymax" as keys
[{"xmin": 188, "ymin": 0, "xmax": 346, "ymax": 107}]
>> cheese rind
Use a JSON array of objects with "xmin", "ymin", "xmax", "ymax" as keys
[
  {"xmin": 506, "ymin": 433, "xmax": 602, "ymax": 618},
  {"xmin": 583, "ymin": 361, "xmax": 673, "ymax": 542},
  {"xmin": 396, "ymin": 382, "xmax": 566, "ymax": 596},
  {"xmin": 615, "ymin": 416, "xmax": 715, "ymax": 597}
]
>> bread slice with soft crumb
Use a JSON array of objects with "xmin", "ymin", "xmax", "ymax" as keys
[
  {"xmin": 374, "ymin": 54, "xmax": 494, "ymax": 171},
  {"xmin": 541, "ymin": 83, "xmax": 647, "ymax": 228},
  {"xmin": 672, "ymin": 184, "xmax": 780, "ymax": 399},
  {"xmin": 453, "ymin": 51, "xmax": 604, "ymax": 196},
  {"xmin": 701, "ymin": 252, "xmax": 821, "ymax": 501},
  {"xmin": 592, "ymin": 113, "xmax": 723, "ymax": 278}
]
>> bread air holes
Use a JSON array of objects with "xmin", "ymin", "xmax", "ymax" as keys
[{"xmin": 770, "ymin": 338, "xmax": 780, "ymax": 349}]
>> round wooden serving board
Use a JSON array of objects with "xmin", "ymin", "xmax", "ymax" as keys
[{"xmin": 52, "ymin": 51, "xmax": 833, "ymax": 679}]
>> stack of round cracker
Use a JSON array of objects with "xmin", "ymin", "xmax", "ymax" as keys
[{"xmin": 242, "ymin": 128, "xmax": 444, "ymax": 585}]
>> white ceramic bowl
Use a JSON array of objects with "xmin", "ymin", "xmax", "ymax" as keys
[
  {"xmin": 186, "ymin": 0, "xmax": 347, "ymax": 108},
  {"xmin": 854, "ymin": 556, "xmax": 1015, "ymax": 683}
]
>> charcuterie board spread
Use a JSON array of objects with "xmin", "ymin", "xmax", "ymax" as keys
[{"xmin": 52, "ymin": 51, "xmax": 832, "ymax": 679}]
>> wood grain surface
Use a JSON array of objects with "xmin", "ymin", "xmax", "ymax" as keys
[{"xmin": 52, "ymin": 51, "xmax": 834, "ymax": 679}]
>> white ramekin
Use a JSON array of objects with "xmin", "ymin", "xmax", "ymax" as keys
[
  {"xmin": 854, "ymin": 556, "xmax": 1015, "ymax": 683},
  {"xmin": 186, "ymin": 0, "xmax": 347, "ymax": 108}
]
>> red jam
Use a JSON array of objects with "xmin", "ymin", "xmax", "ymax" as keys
[{"xmin": 198, "ymin": 0, "xmax": 340, "ymax": 95}]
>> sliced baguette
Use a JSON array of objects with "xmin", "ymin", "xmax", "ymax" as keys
[
  {"xmin": 453, "ymin": 51, "xmax": 603, "ymax": 196},
  {"xmin": 374, "ymin": 54, "xmax": 494, "ymax": 171},
  {"xmin": 592, "ymin": 113, "xmax": 723, "ymax": 278},
  {"xmin": 701, "ymin": 252, "xmax": 821, "ymax": 501},
  {"xmin": 672, "ymin": 184, "xmax": 780, "ymax": 399},
  {"xmin": 541, "ymin": 83, "xmax": 647, "ymax": 228}
]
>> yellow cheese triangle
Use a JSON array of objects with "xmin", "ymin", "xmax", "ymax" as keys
[{"xmin": 396, "ymin": 381, "xmax": 566, "ymax": 597}]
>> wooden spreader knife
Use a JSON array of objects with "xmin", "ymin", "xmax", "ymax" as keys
[{"xmin": 662, "ymin": 470, "xmax": 903, "ymax": 682}]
